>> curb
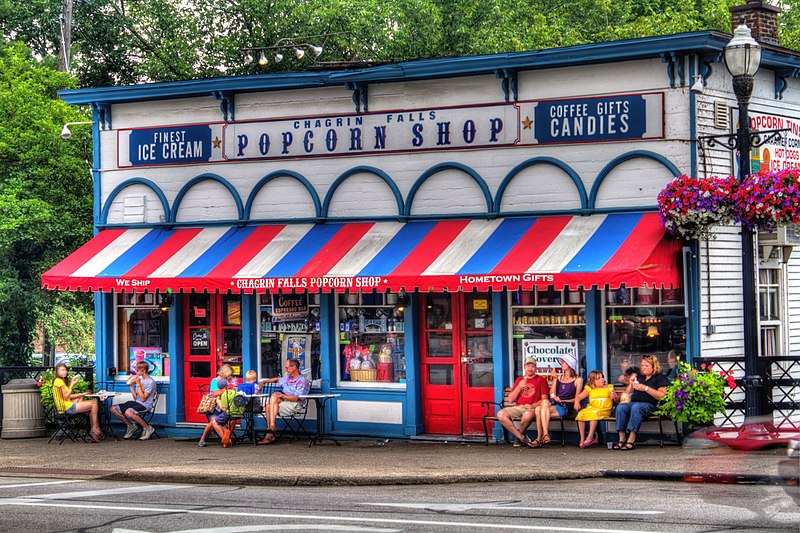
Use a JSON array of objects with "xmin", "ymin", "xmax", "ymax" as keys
[{"xmin": 604, "ymin": 469, "xmax": 800, "ymax": 485}]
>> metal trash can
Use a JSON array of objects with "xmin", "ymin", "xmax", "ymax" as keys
[{"xmin": 1, "ymin": 379, "xmax": 46, "ymax": 438}]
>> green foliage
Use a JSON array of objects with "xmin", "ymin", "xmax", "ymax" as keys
[
  {"xmin": 0, "ymin": 41, "xmax": 93, "ymax": 365},
  {"xmin": 38, "ymin": 293, "xmax": 95, "ymax": 356},
  {"xmin": 39, "ymin": 367, "xmax": 91, "ymax": 414},
  {"xmin": 656, "ymin": 360, "xmax": 731, "ymax": 427}
]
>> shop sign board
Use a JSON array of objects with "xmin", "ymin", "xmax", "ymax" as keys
[
  {"xmin": 117, "ymin": 93, "xmax": 663, "ymax": 167},
  {"xmin": 521, "ymin": 339, "xmax": 579, "ymax": 373},
  {"xmin": 732, "ymin": 110, "xmax": 800, "ymax": 175},
  {"xmin": 271, "ymin": 293, "xmax": 309, "ymax": 323}
]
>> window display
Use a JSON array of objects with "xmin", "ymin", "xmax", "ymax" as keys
[
  {"xmin": 339, "ymin": 291, "xmax": 406, "ymax": 386},
  {"xmin": 605, "ymin": 285, "xmax": 685, "ymax": 383},
  {"xmin": 116, "ymin": 293, "xmax": 171, "ymax": 376},
  {"xmin": 510, "ymin": 288, "xmax": 586, "ymax": 378},
  {"xmin": 259, "ymin": 293, "xmax": 320, "ymax": 381}
]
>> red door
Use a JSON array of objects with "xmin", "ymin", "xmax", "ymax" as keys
[
  {"xmin": 420, "ymin": 293, "xmax": 494, "ymax": 435},
  {"xmin": 183, "ymin": 293, "xmax": 242, "ymax": 423}
]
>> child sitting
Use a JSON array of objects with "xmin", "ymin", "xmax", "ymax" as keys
[
  {"xmin": 574, "ymin": 370, "xmax": 618, "ymax": 448},
  {"xmin": 198, "ymin": 377, "xmax": 245, "ymax": 448},
  {"xmin": 237, "ymin": 370, "xmax": 263, "ymax": 413}
]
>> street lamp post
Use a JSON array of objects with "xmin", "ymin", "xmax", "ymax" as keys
[{"xmin": 724, "ymin": 20, "xmax": 765, "ymax": 422}]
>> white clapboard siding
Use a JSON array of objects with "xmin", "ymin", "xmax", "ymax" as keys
[{"xmin": 787, "ymin": 249, "xmax": 800, "ymax": 354}]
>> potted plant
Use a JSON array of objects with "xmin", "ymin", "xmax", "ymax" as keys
[
  {"xmin": 657, "ymin": 175, "xmax": 738, "ymax": 240},
  {"xmin": 733, "ymin": 169, "xmax": 800, "ymax": 231},
  {"xmin": 656, "ymin": 359, "xmax": 734, "ymax": 429}
]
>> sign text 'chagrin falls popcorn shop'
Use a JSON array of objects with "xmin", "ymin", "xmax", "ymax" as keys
[{"xmin": 119, "ymin": 93, "xmax": 664, "ymax": 167}]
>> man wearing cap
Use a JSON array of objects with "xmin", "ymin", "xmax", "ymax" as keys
[{"xmin": 496, "ymin": 357, "xmax": 550, "ymax": 448}]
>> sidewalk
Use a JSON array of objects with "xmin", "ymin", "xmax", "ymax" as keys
[{"xmin": 0, "ymin": 435, "xmax": 795, "ymax": 487}]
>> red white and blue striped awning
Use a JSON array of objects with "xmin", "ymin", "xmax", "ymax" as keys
[{"xmin": 41, "ymin": 212, "xmax": 681, "ymax": 293}]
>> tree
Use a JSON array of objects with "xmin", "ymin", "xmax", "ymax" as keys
[{"xmin": 0, "ymin": 41, "xmax": 93, "ymax": 365}]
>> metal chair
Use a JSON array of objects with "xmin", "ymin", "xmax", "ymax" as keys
[
  {"xmin": 259, "ymin": 383, "xmax": 310, "ymax": 442},
  {"xmin": 48, "ymin": 409, "xmax": 88, "ymax": 444},
  {"xmin": 130, "ymin": 382, "xmax": 162, "ymax": 439}
]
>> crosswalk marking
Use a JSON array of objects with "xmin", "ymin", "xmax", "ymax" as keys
[
  {"xmin": 0, "ymin": 480, "xmax": 85, "ymax": 490},
  {"xmin": 25, "ymin": 484, "xmax": 190, "ymax": 500}
]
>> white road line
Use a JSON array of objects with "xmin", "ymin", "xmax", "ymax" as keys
[
  {"xmin": 113, "ymin": 526, "xmax": 401, "ymax": 533},
  {"xmin": 0, "ymin": 499, "xmax": 671, "ymax": 533},
  {"xmin": 0, "ymin": 480, "xmax": 85, "ymax": 490},
  {"xmin": 25, "ymin": 484, "xmax": 190, "ymax": 500},
  {"xmin": 364, "ymin": 502, "xmax": 665, "ymax": 515}
]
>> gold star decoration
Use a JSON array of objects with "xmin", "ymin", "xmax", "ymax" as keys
[
  {"xmin": 521, "ymin": 116, "xmax": 533, "ymax": 129},
  {"xmin": 213, "ymin": 136, "xmax": 222, "ymax": 149}
]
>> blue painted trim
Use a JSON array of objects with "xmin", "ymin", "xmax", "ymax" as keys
[
  {"xmin": 244, "ymin": 170, "xmax": 322, "ymax": 221},
  {"xmin": 241, "ymin": 294, "xmax": 258, "ymax": 376},
  {"xmin": 584, "ymin": 289, "xmax": 602, "ymax": 378},
  {"xmin": 775, "ymin": 68, "xmax": 800, "ymax": 100},
  {"xmin": 690, "ymin": 59, "xmax": 698, "ymax": 178},
  {"xmin": 167, "ymin": 295, "xmax": 183, "ymax": 425},
  {"xmin": 406, "ymin": 162, "xmax": 492, "ymax": 218},
  {"xmin": 171, "ymin": 174, "xmax": 244, "ymax": 224},
  {"xmin": 91, "ymin": 110, "xmax": 102, "ymax": 228},
  {"xmin": 322, "ymin": 166, "xmax": 404, "ymax": 219},
  {"xmin": 100, "ymin": 178, "xmax": 170, "ymax": 226},
  {"xmin": 588, "ymin": 150, "xmax": 682, "ymax": 210},
  {"xmin": 93, "ymin": 293, "xmax": 114, "ymax": 386},
  {"xmin": 321, "ymin": 292, "xmax": 336, "ymax": 396},
  {"xmin": 684, "ymin": 242, "xmax": 701, "ymax": 363},
  {"xmin": 403, "ymin": 292, "xmax": 420, "ymax": 436},
  {"xmin": 65, "ymin": 32, "xmax": 791, "ymax": 106},
  {"xmin": 661, "ymin": 53, "xmax": 676, "ymax": 88},
  {"xmin": 212, "ymin": 91, "xmax": 235, "ymax": 121},
  {"xmin": 495, "ymin": 157, "xmax": 587, "ymax": 212},
  {"xmin": 491, "ymin": 291, "xmax": 509, "ymax": 442}
]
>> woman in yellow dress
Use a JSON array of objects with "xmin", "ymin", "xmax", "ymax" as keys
[{"xmin": 574, "ymin": 370, "xmax": 617, "ymax": 448}]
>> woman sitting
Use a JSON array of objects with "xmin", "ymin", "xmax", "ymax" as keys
[
  {"xmin": 613, "ymin": 354, "xmax": 668, "ymax": 450},
  {"xmin": 52, "ymin": 363, "xmax": 103, "ymax": 442},
  {"xmin": 535, "ymin": 354, "xmax": 583, "ymax": 446}
]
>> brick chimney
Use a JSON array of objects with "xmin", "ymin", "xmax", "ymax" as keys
[{"xmin": 730, "ymin": 1, "xmax": 782, "ymax": 45}]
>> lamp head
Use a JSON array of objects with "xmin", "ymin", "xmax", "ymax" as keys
[
  {"xmin": 274, "ymin": 52, "xmax": 284, "ymax": 63},
  {"xmin": 60, "ymin": 124, "xmax": 72, "ymax": 140},
  {"xmin": 294, "ymin": 47, "xmax": 305, "ymax": 60},
  {"xmin": 310, "ymin": 45, "xmax": 323, "ymax": 57},
  {"xmin": 691, "ymin": 75, "xmax": 704, "ymax": 94},
  {"xmin": 258, "ymin": 51, "xmax": 269, "ymax": 66},
  {"xmin": 725, "ymin": 20, "xmax": 762, "ymax": 78}
]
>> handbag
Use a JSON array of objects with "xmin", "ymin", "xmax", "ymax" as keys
[{"xmin": 196, "ymin": 394, "xmax": 217, "ymax": 414}]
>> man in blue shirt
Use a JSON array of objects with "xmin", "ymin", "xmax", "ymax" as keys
[{"xmin": 258, "ymin": 358, "xmax": 310, "ymax": 444}]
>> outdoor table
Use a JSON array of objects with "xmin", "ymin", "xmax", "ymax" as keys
[
  {"xmin": 84, "ymin": 392, "xmax": 118, "ymax": 437},
  {"xmin": 299, "ymin": 393, "xmax": 341, "ymax": 447},
  {"xmin": 238, "ymin": 393, "xmax": 271, "ymax": 445}
]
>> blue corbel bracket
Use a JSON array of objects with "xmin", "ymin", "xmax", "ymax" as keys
[
  {"xmin": 213, "ymin": 91, "xmax": 235, "ymax": 122},
  {"xmin": 661, "ymin": 52, "xmax": 686, "ymax": 88},
  {"xmin": 494, "ymin": 69, "xmax": 519, "ymax": 102},
  {"xmin": 345, "ymin": 82, "xmax": 369, "ymax": 112},
  {"xmin": 698, "ymin": 52, "xmax": 723, "ymax": 85},
  {"xmin": 91, "ymin": 102, "xmax": 112, "ymax": 130},
  {"xmin": 775, "ymin": 68, "xmax": 800, "ymax": 100}
]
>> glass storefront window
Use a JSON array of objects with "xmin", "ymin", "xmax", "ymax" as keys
[
  {"xmin": 510, "ymin": 288, "xmax": 586, "ymax": 378},
  {"xmin": 605, "ymin": 286, "xmax": 685, "ymax": 383},
  {"xmin": 338, "ymin": 291, "xmax": 406, "ymax": 387},
  {"xmin": 259, "ymin": 293, "xmax": 321, "ymax": 382},
  {"xmin": 116, "ymin": 293, "xmax": 171, "ymax": 377}
]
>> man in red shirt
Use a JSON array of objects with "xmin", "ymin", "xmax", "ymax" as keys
[{"xmin": 496, "ymin": 357, "xmax": 550, "ymax": 447}]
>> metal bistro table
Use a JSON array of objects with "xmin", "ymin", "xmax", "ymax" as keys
[
  {"xmin": 299, "ymin": 393, "xmax": 341, "ymax": 447},
  {"xmin": 84, "ymin": 391, "xmax": 118, "ymax": 437},
  {"xmin": 239, "ymin": 393, "xmax": 271, "ymax": 445}
]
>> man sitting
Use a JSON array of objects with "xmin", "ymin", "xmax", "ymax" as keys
[
  {"xmin": 111, "ymin": 361, "xmax": 157, "ymax": 440},
  {"xmin": 496, "ymin": 357, "xmax": 550, "ymax": 448},
  {"xmin": 258, "ymin": 358, "xmax": 311, "ymax": 444}
]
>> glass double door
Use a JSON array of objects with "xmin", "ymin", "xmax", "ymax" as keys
[{"xmin": 420, "ymin": 293, "xmax": 494, "ymax": 435}]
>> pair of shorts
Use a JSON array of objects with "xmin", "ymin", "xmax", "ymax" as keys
[
  {"xmin": 116, "ymin": 401, "xmax": 147, "ymax": 414},
  {"xmin": 501, "ymin": 405, "xmax": 534, "ymax": 419},
  {"xmin": 278, "ymin": 401, "xmax": 302, "ymax": 417},
  {"xmin": 66, "ymin": 403, "xmax": 78, "ymax": 415},
  {"xmin": 214, "ymin": 411, "xmax": 231, "ymax": 425},
  {"xmin": 553, "ymin": 402, "xmax": 569, "ymax": 417}
]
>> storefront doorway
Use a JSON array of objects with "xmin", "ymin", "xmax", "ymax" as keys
[
  {"xmin": 183, "ymin": 293, "xmax": 242, "ymax": 423},
  {"xmin": 420, "ymin": 292, "xmax": 494, "ymax": 435}
]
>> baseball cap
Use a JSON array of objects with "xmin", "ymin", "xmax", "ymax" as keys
[{"xmin": 524, "ymin": 357, "xmax": 537, "ymax": 366}]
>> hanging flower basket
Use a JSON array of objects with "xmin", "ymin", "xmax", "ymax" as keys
[
  {"xmin": 657, "ymin": 175, "xmax": 738, "ymax": 240},
  {"xmin": 732, "ymin": 169, "xmax": 800, "ymax": 232}
]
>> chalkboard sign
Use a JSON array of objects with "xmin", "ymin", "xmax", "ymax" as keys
[{"xmin": 190, "ymin": 328, "xmax": 210, "ymax": 355}]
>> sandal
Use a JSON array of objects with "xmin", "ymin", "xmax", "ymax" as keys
[
  {"xmin": 540, "ymin": 435, "xmax": 551, "ymax": 445},
  {"xmin": 584, "ymin": 438, "xmax": 598, "ymax": 448},
  {"xmin": 526, "ymin": 438, "xmax": 542, "ymax": 448},
  {"xmin": 612, "ymin": 441, "xmax": 626, "ymax": 450},
  {"xmin": 620, "ymin": 442, "xmax": 636, "ymax": 451}
]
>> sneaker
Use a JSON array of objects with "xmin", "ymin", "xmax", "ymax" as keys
[
  {"xmin": 123, "ymin": 425, "xmax": 137, "ymax": 440},
  {"xmin": 139, "ymin": 425, "xmax": 155, "ymax": 440},
  {"xmin": 221, "ymin": 428, "xmax": 232, "ymax": 447},
  {"xmin": 198, "ymin": 440, "xmax": 207, "ymax": 448},
  {"xmin": 513, "ymin": 438, "xmax": 523, "ymax": 447}
]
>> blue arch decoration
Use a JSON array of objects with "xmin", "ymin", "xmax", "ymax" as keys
[
  {"xmin": 588, "ymin": 150, "xmax": 682, "ymax": 209},
  {"xmin": 405, "ymin": 162, "xmax": 492, "ymax": 218},
  {"xmin": 245, "ymin": 170, "xmax": 322, "ymax": 221},
  {"xmin": 494, "ymin": 157, "xmax": 587, "ymax": 213},
  {"xmin": 322, "ymin": 166, "xmax": 404, "ymax": 219},
  {"xmin": 100, "ymin": 177, "xmax": 170, "ymax": 225},
  {"xmin": 171, "ymin": 173, "xmax": 244, "ymax": 224}
]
